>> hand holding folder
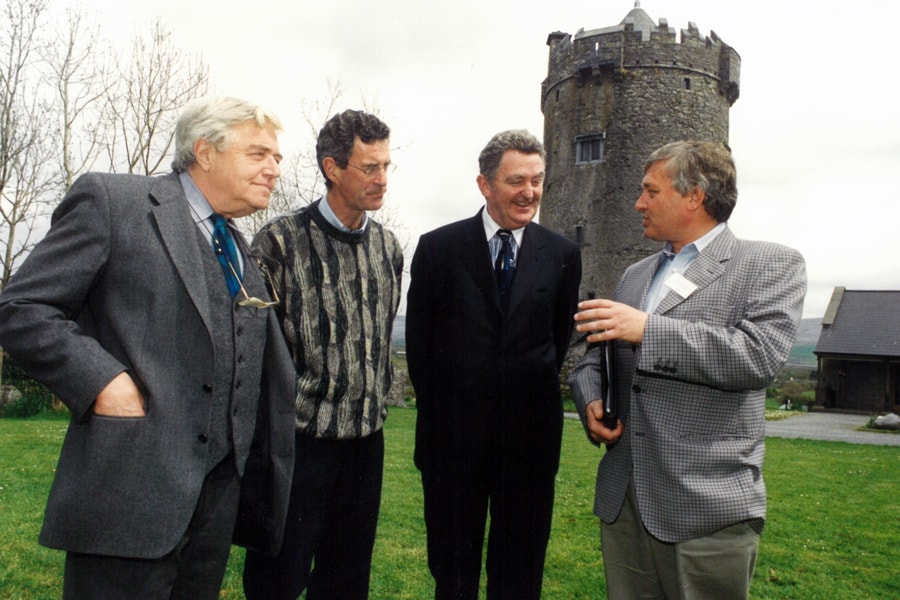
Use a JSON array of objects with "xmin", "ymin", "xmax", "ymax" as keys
[{"xmin": 597, "ymin": 340, "xmax": 617, "ymax": 429}]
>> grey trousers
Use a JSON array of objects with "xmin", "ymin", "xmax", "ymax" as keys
[
  {"xmin": 600, "ymin": 479, "xmax": 759, "ymax": 600},
  {"xmin": 62, "ymin": 452, "xmax": 241, "ymax": 600}
]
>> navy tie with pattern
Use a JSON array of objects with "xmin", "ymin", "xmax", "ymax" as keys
[
  {"xmin": 494, "ymin": 229, "xmax": 515, "ymax": 311},
  {"xmin": 211, "ymin": 214, "xmax": 242, "ymax": 297}
]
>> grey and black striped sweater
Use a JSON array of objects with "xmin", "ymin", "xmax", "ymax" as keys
[{"xmin": 251, "ymin": 199, "xmax": 403, "ymax": 439}]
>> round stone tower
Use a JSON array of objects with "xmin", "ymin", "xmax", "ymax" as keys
[{"xmin": 540, "ymin": 2, "xmax": 740, "ymax": 301}]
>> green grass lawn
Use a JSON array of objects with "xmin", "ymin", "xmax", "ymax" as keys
[{"xmin": 1, "ymin": 409, "xmax": 897, "ymax": 599}]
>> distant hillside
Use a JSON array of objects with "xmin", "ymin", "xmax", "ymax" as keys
[
  {"xmin": 785, "ymin": 318, "xmax": 821, "ymax": 368},
  {"xmin": 393, "ymin": 316, "xmax": 823, "ymax": 360},
  {"xmin": 393, "ymin": 314, "xmax": 405, "ymax": 349},
  {"xmin": 796, "ymin": 318, "xmax": 822, "ymax": 346}
]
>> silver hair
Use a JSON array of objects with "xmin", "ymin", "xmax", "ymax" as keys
[{"xmin": 171, "ymin": 96, "xmax": 283, "ymax": 172}]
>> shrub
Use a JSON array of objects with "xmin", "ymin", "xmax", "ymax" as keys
[
  {"xmin": 1, "ymin": 357, "xmax": 56, "ymax": 418},
  {"xmin": 777, "ymin": 380, "xmax": 816, "ymax": 409}
]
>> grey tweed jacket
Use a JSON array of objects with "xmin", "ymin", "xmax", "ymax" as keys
[
  {"xmin": 0, "ymin": 172, "xmax": 296, "ymax": 558},
  {"xmin": 570, "ymin": 227, "xmax": 806, "ymax": 543}
]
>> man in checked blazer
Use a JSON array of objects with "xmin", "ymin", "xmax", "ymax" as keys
[
  {"xmin": 0, "ymin": 97, "xmax": 296, "ymax": 599},
  {"xmin": 569, "ymin": 141, "xmax": 806, "ymax": 600},
  {"xmin": 406, "ymin": 130, "xmax": 582, "ymax": 599}
]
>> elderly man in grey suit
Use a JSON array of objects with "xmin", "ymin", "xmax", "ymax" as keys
[
  {"xmin": 0, "ymin": 96, "xmax": 296, "ymax": 599},
  {"xmin": 569, "ymin": 141, "xmax": 806, "ymax": 600}
]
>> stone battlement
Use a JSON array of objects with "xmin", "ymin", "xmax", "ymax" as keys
[{"xmin": 545, "ymin": 14, "xmax": 739, "ymax": 106}]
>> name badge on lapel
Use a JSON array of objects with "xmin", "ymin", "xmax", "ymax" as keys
[{"xmin": 665, "ymin": 272, "xmax": 697, "ymax": 299}]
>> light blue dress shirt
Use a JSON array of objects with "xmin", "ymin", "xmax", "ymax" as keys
[
  {"xmin": 643, "ymin": 222, "xmax": 726, "ymax": 313},
  {"xmin": 318, "ymin": 196, "xmax": 368, "ymax": 235},
  {"xmin": 179, "ymin": 171, "xmax": 245, "ymax": 273}
]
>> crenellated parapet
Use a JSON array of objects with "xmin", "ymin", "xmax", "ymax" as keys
[{"xmin": 543, "ymin": 14, "xmax": 740, "ymax": 107}]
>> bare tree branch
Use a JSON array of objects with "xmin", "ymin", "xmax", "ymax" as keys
[
  {"xmin": 1, "ymin": 0, "xmax": 58, "ymax": 290},
  {"xmin": 43, "ymin": 6, "xmax": 114, "ymax": 189},
  {"xmin": 104, "ymin": 19, "xmax": 209, "ymax": 176}
]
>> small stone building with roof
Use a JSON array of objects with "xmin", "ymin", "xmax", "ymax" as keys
[{"xmin": 814, "ymin": 287, "xmax": 900, "ymax": 413}]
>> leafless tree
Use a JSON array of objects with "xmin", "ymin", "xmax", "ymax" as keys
[
  {"xmin": 104, "ymin": 19, "xmax": 209, "ymax": 176},
  {"xmin": 45, "ymin": 6, "xmax": 114, "ymax": 189},
  {"xmin": 1, "ymin": 0, "xmax": 58, "ymax": 291},
  {"xmin": 1, "ymin": 8, "xmax": 211, "ymax": 287},
  {"xmin": 1, "ymin": 0, "xmax": 58, "ymax": 386}
]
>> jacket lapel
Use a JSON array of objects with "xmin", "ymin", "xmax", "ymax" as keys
[
  {"xmin": 655, "ymin": 227, "xmax": 735, "ymax": 315},
  {"xmin": 459, "ymin": 210, "xmax": 503, "ymax": 311},
  {"xmin": 150, "ymin": 173, "xmax": 214, "ymax": 333},
  {"xmin": 506, "ymin": 223, "xmax": 545, "ymax": 317},
  {"xmin": 458, "ymin": 210, "xmax": 547, "ymax": 318},
  {"xmin": 622, "ymin": 255, "xmax": 661, "ymax": 311}
]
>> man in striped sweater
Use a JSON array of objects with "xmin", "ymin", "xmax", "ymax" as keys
[{"xmin": 243, "ymin": 110, "xmax": 403, "ymax": 600}]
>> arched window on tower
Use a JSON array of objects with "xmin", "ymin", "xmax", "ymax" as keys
[{"xmin": 575, "ymin": 133, "xmax": 606, "ymax": 164}]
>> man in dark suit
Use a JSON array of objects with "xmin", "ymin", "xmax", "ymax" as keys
[
  {"xmin": 406, "ymin": 130, "xmax": 582, "ymax": 599},
  {"xmin": 0, "ymin": 96, "xmax": 296, "ymax": 599},
  {"xmin": 570, "ymin": 141, "xmax": 806, "ymax": 599}
]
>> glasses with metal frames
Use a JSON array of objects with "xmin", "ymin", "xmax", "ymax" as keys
[
  {"xmin": 213, "ymin": 236, "xmax": 280, "ymax": 309},
  {"xmin": 345, "ymin": 162, "xmax": 396, "ymax": 177},
  {"xmin": 234, "ymin": 260, "xmax": 280, "ymax": 309}
]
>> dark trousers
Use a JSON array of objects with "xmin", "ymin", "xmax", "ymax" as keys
[
  {"xmin": 62, "ymin": 452, "xmax": 241, "ymax": 600},
  {"xmin": 421, "ymin": 468, "xmax": 555, "ymax": 600},
  {"xmin": 243, "ymin": 430, "xmax": 384, "ymax": 600}
]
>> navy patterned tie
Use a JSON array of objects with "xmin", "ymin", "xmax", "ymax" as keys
[
  {"xmin": 494, "ymin": 229, "xmax": 515, "ymax": 311},
  {"xmin": 211, "ymin": 215, "xmax": 242, "ymax": 297}
]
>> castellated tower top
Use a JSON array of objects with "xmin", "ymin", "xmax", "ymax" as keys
[{"xmin": 545, "ymin": 2, "xmax": 740, "ymax": 106}]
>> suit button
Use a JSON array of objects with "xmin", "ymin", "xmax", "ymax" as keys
[
  {"xmin": 233, "ymin": 408, "xmax": 239, "ymax": 416},
  {"xmin": 632, "ymin": 385, "xmax": 641, "ymax": 393},
  {"xmin": 235, "ymin": 380, "xmax": 242, "ymax": 390},
  {"xmin": 198, "ymin": 434, "xmax": 209, "ymax": 444},
  {"xmin": 202, "ymin": 384, "xmax": 213, "ymax": 393}
]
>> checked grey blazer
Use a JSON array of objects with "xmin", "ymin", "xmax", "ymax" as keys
[{"xmin": 570, "ymin": 227, "xmax": 806, "ymax": 543}]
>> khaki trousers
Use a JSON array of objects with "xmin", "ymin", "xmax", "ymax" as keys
[{"xmin": 600, "ymin": 479, "xmax": 759, "ymax": 600}]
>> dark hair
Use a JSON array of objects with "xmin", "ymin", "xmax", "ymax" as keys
[
  {"xmin": 644, "ymin": 140, "xmax": 737, "ymax": 222},
  {"xmin": 478, "ymin": 130, "xmax": 544, "ymax": 183},
  {"xmin": 316, "ymin": 110, "xmax": 390, "ymax": 189}
]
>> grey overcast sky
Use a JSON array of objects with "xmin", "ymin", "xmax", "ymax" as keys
[{"xmin": 54, "ymin": 0, "xmax": 900, "ymax": 318}]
